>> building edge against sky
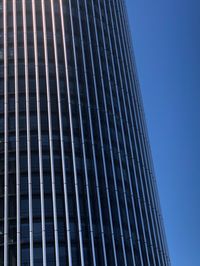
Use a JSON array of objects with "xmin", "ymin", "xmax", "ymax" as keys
[{"xmin": 0, "ymin": 0, "xmax": 170, "ymax": 265}]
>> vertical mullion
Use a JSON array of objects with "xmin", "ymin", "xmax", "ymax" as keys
[
  {"xmin": 74, "ymin": 0, "xmax": 109, "ymax": 264},
  {"xmin": 22, "ymin": 0, "xmax": 34, "ymax": 265},
  {"xmin": 76, "ymin": 0, "xmax": 111, "ymax": 264},
  {"xmin": 107, "ymin": 1, "xmax": 156, "ymax": 264},
  {"xmin": 13, "ymin": 0, "xmax": 21, "ymax": 265},
  {"xmin": 89, "ymin": 0, "xmax": 129, "ymax": 265},
  {"xmin": 58, "ymin": 1, "xmax": 74, "ymax": 264},
  {"xmin": 50, "ymin": 0, "xmax": 90, "ymax": 264},
  {"xmin": 122, "ymin": 7, "xmax": 170, "ymax": 257},
  {"xmin": 3, "ymin": 0, "xmax": 8, "ymax": 264},
  {"xmin": 31, "ymin": 1, "xmax": 47, "ymax": 265},
  {"xmin": 138, "ymin": 80, "xmax": 168, "ymax": 262},
  {"xmin": 111, "ymin": 1, "xmax": 158, "ymax": 264},
  {"xmin": 95, "ymin": 0, "xmax": 138, "ymax": 265},
  {"xmin": 40, "ymin": 1, "xmax": 60, "ymax": 265},
  {"xmin": 115, "ymin": 0, "xmax": 168, "ymax": 264},
  {"xmin": 116, "ymin": 1, "xmax": 167, "ymax": 263},
  {"xmin": 67, "ymin": 0, "xmax": 86, "ymax": 264},
  {"xmin": 101, "ymin": 0, "xmax": 145, "ymax": 263},
  {"xmin": 98, "ymin": 0, "xmax": 145, "ymax": 264},
  {"xmin": 82, "ymin": 1, "xmax": 118, "ymax": 265},
  {"xmin": 118, "ymin": 3, "xmax": 166, "ymax": 260},
  {"xmin": 74, "ymin": 0, "xmax": 99, "ymax": 264}
]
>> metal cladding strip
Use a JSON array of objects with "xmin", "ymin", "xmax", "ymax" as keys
[
  {"xmin": 90, "ymin": 1, "xmax": 128, "ymax": 265},
  {"xmin": 117, "ymin": 2, "xmax": 166, "ymax": 259},
  {"xmin": 40, "ymin": 1, "xmax": 60, "ymax": 265},
  {"xmin": 13, "ymin": 0, "xmax": 21, "ymax": 265},
  {"xmin": 83, "ymin": 1, "xmax": 118, "ymax": 265},
  {"xmin": 150, "ymin": 172, "xmax": 170, "ymax": 263},
  {"xmin": 67, "ymin": 0, "xmax": 87, "ymax": 264},
  {"xmin": 122, "ymin": 43, "xmax": 165, "ymax": 265},
  {"xmin": 117, "ymin": 1, "xmax": 168, "ymax": 263},
  {"xmin": 112, "ymin": 1, "xmax": 162, "ymax": 264},
  {"xmin": 140, "ymin": 101, "xmax": 170, "ymax": 264},
  {"xmin": 51, "ymin": 1, "xmax": 88, "ymax": 264},
  {"xmin": 112, "ymin": 1, "xmax": 159, "ymax": 264},
  {"xmin": 147, "ymin": 146, "xmax": 170, "ymax": 262},
  {"xmin": 105, "ymin": 0, "xmax": 157, "ymax": 264},
  {"xmin": 135, "ymin": 92, "xmax": 169, "ymax": 263},
  {"xmin": 105, "ymin": 0, "xmax": 151, "ymax": 264},
  {"xmin": 76, "ymin": 0, "xmax": 101, "ymax": 264},
  {"xmin": 100, "ymin": 0, "xmax": 146, "ymax": 264},
  {"xmin": 100, "ymin": 15, "xmax": 145, "ymax": 258},
  {"xmin": 78, "ymin": 0, "xmax": 109, "ymax": 264},
  {"xmin": 115, "ymin": 0, "xmax": 169, "ymax": 264},
  {"xmin": 87, "ymin": 1, "xmax": 141, "ymax": 262},
  {"xmin": 124, "ymin": 22, "xmax": 170, "ymax": 262},
  {"xmin": 114, "ymin": 1, "xmax": 159, "ymax": 265},
  {"xmin": 137, "ymin": 91, "xmax": 170, "ymax": 263},
  {"xmin": 95, "ymin": 0, "xmax": 136, "ymax": 265},
  {"xmin": 22, "ymin": 0, "xmax": 34, "ymax": 264},
  {"xmin": 58, "ymin": 1, "xmax": 73, "ymax": 264},
  {"xmin": 3, "ymin": 0, "xmax": 8, "ymax": 264},
  {"xmin": 120, "ymin": 0, "xmax": 165, "ymax": 242},
  {"xmin": 110, "ymin": 0, "xmax": 152, "ymax": 263},
  {"xmin": 102, "ymin": 0, "xmax": 149, "ymax": 264},
  {"xmin": 31, "ymin": 1, "xmax": 47, "ymax": 265},
  {"xmin": 76, "ymin": 0, "xmax": 110, "ymax": 263}
]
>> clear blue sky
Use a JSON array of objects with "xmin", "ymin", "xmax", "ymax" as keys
[{"xmin": 126, "ymin": 0, "xmax": 200, "ymax": 265}]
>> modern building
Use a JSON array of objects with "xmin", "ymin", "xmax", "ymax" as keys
[{"xmin": 0, "ymin": 0, "xmax": 170, "ymax": 265}]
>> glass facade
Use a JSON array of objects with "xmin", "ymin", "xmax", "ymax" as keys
[{"xmin": 0, "ymin": 0, "xmax": 170, "ymax": 265}]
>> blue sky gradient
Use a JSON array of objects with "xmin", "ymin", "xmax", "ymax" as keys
[{"xmin": 126, "ymin": 0, "xmax": 200, "ymax": 265}]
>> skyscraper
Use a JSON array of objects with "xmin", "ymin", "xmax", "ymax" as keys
[{"xmin": 0, "ymin": 0, "xmax": 170, "ymax": 265}]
